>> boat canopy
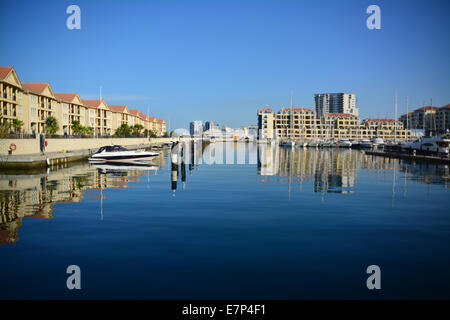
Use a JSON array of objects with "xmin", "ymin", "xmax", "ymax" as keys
[{"xmin": 95, "ymin": 145, "xmax": 130, "ymax": 153}]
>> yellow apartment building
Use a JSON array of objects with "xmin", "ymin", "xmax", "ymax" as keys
[
  {"xmin": 109, "ymin": 105, "xmax": 131, "ymax": 132},
  {"xmin": 0, "ymin": 65, "xmax": 167, "ymax": 137},
  {"xmin": 54, "ymin": 93, "xmax": 87, "ymax": 135},
  {"xmin": 81, "ymin": 100, "xmax": 112, "ymax": 136},
  {"xmin": 0, "ymin": 66, "xmax": 25, "ymax": 131},
  {"xmin": 22, "ymin": 82, "xmax": 61, "ymax": 135},
  {"xmin": 257, "ymin": 107, "xmax": 412, "ymax": 141}
]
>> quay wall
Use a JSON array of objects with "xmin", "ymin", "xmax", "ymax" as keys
[{"xmin": 0, "ymin": 137, "xmax": 173, "ymax": 156}]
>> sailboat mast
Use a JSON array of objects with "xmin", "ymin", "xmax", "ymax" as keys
[
  {"xmin": 290, "ymin": 90, "xmax": 293, "ymax": 141},
  {"xmin": 394, "ymin": 90, "xmax": 398, "ymax": 142}
]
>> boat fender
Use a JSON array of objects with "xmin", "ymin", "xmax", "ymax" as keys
[{"xmin": 10, "ymin": 143, "xmax": 16, "ymax": 151}]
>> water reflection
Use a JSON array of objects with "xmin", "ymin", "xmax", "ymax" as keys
[
  {"xmin": 0, "ymin": 153, "xmax": 166, "ymax": 246},
  {"xmin": 1, "ymin": 142, "xmax": 448, "ymax": 246}
]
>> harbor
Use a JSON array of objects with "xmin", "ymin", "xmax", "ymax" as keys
[{"xmin": 1, "ymin": 143, "xmax": 449, "ymax": 299}]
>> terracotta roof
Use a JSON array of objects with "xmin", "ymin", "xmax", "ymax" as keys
[
  {"xmin": 400, "ymin": 112, "xmax": 413, "ymax": 117},
  {"xmin": 54, "ymin": 93, "xmax": 79, "ymax": 103},
  {"xmin": 258, "ymin": 107, "xmax": 273, "ymax": 112},
  {"xmin": 81, "ymin": 100, "xmax": 105, "ymax": 108},
  {"xmin": 129, "ymin": 109, "xmax": 144, "ymax": 119},
  {"xmin": 416, "ymin": 106, "xmax": 438, "ymax": 111},
  {"xmin": 108, "ymin": 105, "xmax": 128, "ymax": 113},
  {"xmin": 439, "ymin": 104, "xmax": 450, "ymax": 109},
  {"xmin": 364, "ymin": 118, "xmax": 396, "ymax": 123},
  {"xmin": 157, "ymin": 119, "xmax": 165, "ymax": 123},
  {"xmin": 278, "ymin": 107, "xmax": 313, "ymax": 113},
  {"xmin": 0, "ymin": 66, "xmax": 13, "ymax": 80},
  {"xmin": 22, "ymin": 83, "xmax": 50, "ymax": 94},
  {"xmin": 324, "ymin": 113, "xmax": 357, "ymax": 118},
  {"xmin": 148, "ymin": 116, "xmax": 156, "ymax": 121}
]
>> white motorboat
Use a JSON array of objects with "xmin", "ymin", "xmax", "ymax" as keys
[
  {"xmin": 88, "ymin": 145, "xmax": 159, "ymax": 164},
  {"xmin": 402, "ymin": 134, "xmax": 450, "ymax": 156},
  {"xmin": 372, "ymin": 137, "xmax": 384, "ymax": 147},
  {"xmin": 337, "ymin": 139, "xmax": 352, "ymax": 148}
]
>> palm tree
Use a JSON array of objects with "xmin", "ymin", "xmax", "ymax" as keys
[
  {"xmin": 45, "ymin": 116, "xmax": 59, "ymax": 135},
  {"xmin": 71, "ymin": 120, "xmax": 83, "ymax": 135},
  {"xmin": 12, "ymin": 119, "xmax": 24, "ymax": 133},
  {"xmin": 0, "ymin": 115, "xmax": 10, "ymax": 138},
  {"xmin": 115, "ymin": 124, "xmax": 131, "ymax": 137},
  {"xmin": 132, "ymin": 124, "xmax": 144, "ymax": 136}
]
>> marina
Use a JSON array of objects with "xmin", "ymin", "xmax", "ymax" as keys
[{"xmin": 1, "ymin": 143, "xmax": 449, "ymax": 299}]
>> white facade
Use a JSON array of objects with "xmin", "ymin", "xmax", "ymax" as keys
[{"xmin": 314, "ymin": 93, "xmax": 359, "ymax": 117}]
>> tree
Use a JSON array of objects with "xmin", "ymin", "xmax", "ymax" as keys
[
  {"xmin": 148, "ymin": 129, "xmax": 157, "ymax": 138},
  {"xmin": 163, "ymin": 131, "xmax": 171, "ymax": 138},
  {"xmin": 12, "ymin": 119, "xmax": 23, "ymax": 133},
  {"xmin": 45, "ymin": 116, "xmax": 59, "ymax": 135},
  {"xmin": 71, "ymin": 120, "xmax": 83, "ymax": 135},
  {"xmin": 132, "ymin": 124, "xmax": 144, "ymax": 137},
  {"xmin": 0, "ymin": 116, "xmax": 10, "ymax": 138},
  {"xmin": 114, "ymin": 124, "xmax": 131, "ymax": 137},
  {"xmin": 84, "ymin": 126, "xmax": 94, "ymax": 136}
]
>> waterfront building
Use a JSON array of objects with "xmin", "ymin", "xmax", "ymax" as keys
[
  {"xmin": 314, "ymin": 93, "xmax": 359, "ymax": 118},
  {"xmin": 0, "ymin": 66, "xmax": 25, "ymax": 131},
  {"xmin": 190, "ymin": 121, "xmax": 203, "ymax": 137},
  {"xmin": 257, "ymin": 107, "xmax": 275, "ymax": 140},
  {"xmin": 361, "ymin": 118, "xmax": 409, "ymax": 140},
  {"xmin": 436, "ymin": 105, "xmax": 450, "ymax": 133},
  {"xmin": 22, "ymin": 83, "xmax": 61, "ymax": 135},
  {"xmin": 399, "ymin": 106, "xmax": 438, "ymax": 133},
  {"xmin": 0, "ymin": 66, "xmax": 166, "ymax": 137},
  {"xmin": 108, "ymin": 105, "xmax": 131, "ymax": 132},
  {"xmin": 81, "ymin": 100, "xmax": 112, "ymax": 136},
  {"xmin": 54, "ymin": 93, "xmax": 87, "ymax": 135},
  {"xmin": 275, "ymin": 107, "xmax": 316, "ymax": 140},
  {"xmin": 157, "ymin": 119, "xmax": 166, "ymax": 136},
  {"xmin": 257, "ymin": 107, "xmax": 411, "ymax": 141}
]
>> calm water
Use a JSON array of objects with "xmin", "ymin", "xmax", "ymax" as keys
[{"xmin": 1, "ymin": 142, "xmax": 449, "ymax": 299}]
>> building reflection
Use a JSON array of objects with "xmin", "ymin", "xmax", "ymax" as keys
[
  {"xmin": 0, "ymin": 153, "xmax": 165, "ymax": 246},
  {"xmin": 256, "ymin": 144, "xmax": 449, "ymax": 194}
]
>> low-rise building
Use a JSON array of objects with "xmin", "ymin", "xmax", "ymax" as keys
[{"xmin": 54, "ymin": 93, "xmax": 87, "ymax": 135}]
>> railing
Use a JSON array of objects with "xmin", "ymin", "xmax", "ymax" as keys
[{"xmin": 1, "ymin": 133, "xmax": 36, "ymax": 139}]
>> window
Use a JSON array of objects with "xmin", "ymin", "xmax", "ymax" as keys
[{"xmin": 18, "ymin": 105, "xmax": 22, "ymax": 114}]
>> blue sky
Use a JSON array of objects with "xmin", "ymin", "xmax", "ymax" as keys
[{"xmin": 1, "ymin": 0, "xmax": 449, "ymax": 130}]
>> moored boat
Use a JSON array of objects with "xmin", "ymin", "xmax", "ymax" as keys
[{"xmin": 88, "ymin": 145, "xmax": 159, "ymax": 164}]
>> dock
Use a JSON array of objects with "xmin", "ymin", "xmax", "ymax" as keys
[
  {"xmin": 365, "ymin": 151, "xmax": 450, "ymax": 164},
  {"xmin": 0, "ymin": 143, "xmax": 169, "ymax": 170}
]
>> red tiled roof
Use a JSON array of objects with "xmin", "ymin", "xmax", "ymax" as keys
[
  {"xmin": 0, "ymin": 66, "xmax": 13, "ymax": 80},
  {"xmin": 108, "ymin": 105, "xmax": 128, "ymax": 113},
  {"xmin": 82, "ymin": 100, "xmax": 105, "ymax": 108},
  {"xmin": 22, "ymin": 83, "xmax": 50, "ymax": 94},
  {"xmin": 157, "ymin": 119, "xmax": 165, "ymax": 123},
  {"xmin": 258, "ymin": 107, "xmax": 273, "ymax": 112},
  {"xmin": 416, "ymin": 106, "xmax": 438, "ymax": 111},
  {"xmin": 364, "ymin": 118, "xmax": 396, "ymax": 123},
  {"xmin": 324, "ymin": 113, "xmax": 357, "ymax": 118},
  {"xmin": 148, "ymin": 116, "xmax": 156, "ymax": 121},
  {"xmin": 278, "ymin": 107, "xmax": 313, "ymax": 113},
  {"xmin": 439, "ymin": 104, "xmax": 450, "ymax": 109},
  {"xmin": 54, "ymin": 93, "xmax": 79, "ymax": 102},
  {"xmin": 128, "ymin": 109, "xmax": 140, "ymax": 116}
]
